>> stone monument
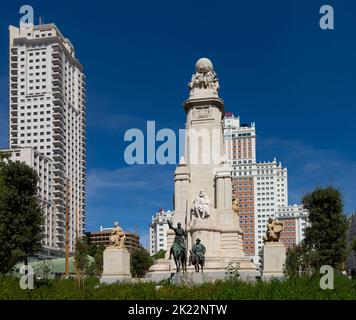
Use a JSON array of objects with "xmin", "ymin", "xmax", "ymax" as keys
[
  {"xmin": 100, "ymin": 221, "xmax": 131, "ymax": 284},
  {"xmin": 262, "ymin": 218, "xmax": 286, "ymax": 279},
  {"xmin": 146, "ymin": 58, "xmax": 259, "ymax": 281}
]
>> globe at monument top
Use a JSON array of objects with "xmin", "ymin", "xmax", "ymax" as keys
[
  {"xmin": 195, "ymin": 58, "xmax": 213, "ymax": 73},
  {"xmin": 188, "ymin": 57, "xmax": 219, "ymax": 99}
]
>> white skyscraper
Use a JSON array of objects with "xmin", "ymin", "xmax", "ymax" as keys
[
  {"xmin": 149, "ymin": 210, "xmax": 173, "ymax": 255},
  {"xmin": 8, "ymin": 23, "xmax": 86, "ymax": 253}
]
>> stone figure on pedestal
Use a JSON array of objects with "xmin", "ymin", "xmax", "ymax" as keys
[
  {"xmin": 232, "ymin": 195, "xmax": 240, "ymax": 214},
  {"xmin": 168, "ymin": 220, "xmax": 187, "ymax": 272},
  {"xmin": 262, "ymin": 218, "xmax": 286, "ymax": 279},
  {"xmin": 191, "ymin": 189, "xmax": 210, "ymax": 220},
  {"xmin": 100, "ymin": 221, "xmax": 131, "ymax": 284},
  {"xmin": 263, "ymin": 218, "xmax": 284, "ymax": 243},
  {"xmin": 109, "ymin": 221, "xmax": 126, "ymax": 248},
  {"xmin": 190, "ymin": 238, "xmax": 206, "ymax": 272}
]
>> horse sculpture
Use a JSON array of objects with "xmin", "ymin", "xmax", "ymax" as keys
[{"xmin": 172, "ymin": 243, "xmax": 187, "ymax": 273}]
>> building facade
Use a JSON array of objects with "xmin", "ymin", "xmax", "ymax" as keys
[
  {"xmin": 8, "ymin": 23, "xmax": 86, "ymax": 252},
  {"xmin": 275, "ymin": 204, "xmax": 309, "ymax": 249},
  {"xmin": 149, "ymin": 209, "xmax": 173, "ymax": 255},
  {"xmin": 224, "ymin": 112, "xmax": 290, "ymax": 265}
]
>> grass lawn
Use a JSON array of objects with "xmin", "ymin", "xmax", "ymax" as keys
[{"xmin": 1, "ymin": 275, "xmax": 355, "ymax": 300}]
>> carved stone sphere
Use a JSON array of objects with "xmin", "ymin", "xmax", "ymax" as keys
[{"xmin": 195, "ymin": 57, "xmax": 213, "ymax": 73}]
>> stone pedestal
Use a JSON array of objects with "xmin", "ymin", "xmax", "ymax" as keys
[
  {"xmin": 145, "ymin": 259, "xmax": 174, "ymax": 282},
  {"xmin": 100, "ymin": 246, "xmax": 131, "ymax": 284},
  {"xmin": 171, "ymin": 271, "xmax": 214, "ymax": 285},
  {"xmin": 262, "ymin": 242, "xmax": 286, "ymax": 279}
]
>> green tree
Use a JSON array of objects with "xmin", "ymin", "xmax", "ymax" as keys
[
  {"xmin": 74, "ymin": 236, "xmax": 91, "ymax": 287},
  {"xmin": 0, "ymin": 159, "xmax": 44, "ymax": 274},
  {"xmin": 152, "ymin": 250, "xmax": 166, "ymax": 260},
  {"xmin": 285, "ymin": 246, "xmax": 301, "ymax": 277},
  {"xmin": 302, "ymin": 187, "xmax": 347, "ymax": 271},
  {"xmin": 130, "ymin": 247, "xmax": 153, "ymax": 278},
  {"xmin": 93, "ymin": 244, "xmax": 105, "ymax": 275}
]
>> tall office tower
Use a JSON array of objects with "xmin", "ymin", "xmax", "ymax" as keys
[
  {"xmin": 8, "ymin": 23, "xmax": 86, "ymax": 253},
  {"xmin": 149, "ymin": 209, "xmax": 173, "ymax": 255},
  {"xmin": 224, "ymin": 112, "xmax": 256, "ymax": 258},
  {"xmin": 223, "ymin": 113, "xmax": 288, "ymax": 266}
]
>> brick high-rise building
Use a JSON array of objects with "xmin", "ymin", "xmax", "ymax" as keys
[
  {"xmin": 224, "ymin": 112, "xmax": 290, "ymax": 266},
  {"xmin": 8, "ymin": 23, "xmax": 86, "ymax": 253}
]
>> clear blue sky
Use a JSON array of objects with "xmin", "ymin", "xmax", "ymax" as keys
[{"xmin": 1, "ymin": 0, "xmax": 355, "ymax": 247}]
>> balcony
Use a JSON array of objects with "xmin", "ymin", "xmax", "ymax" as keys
[
  {"xmin": 53, "ymin": 102, "xmax": 64, "ymax": 114},
  {"xmin": 52, "ymin": 71, "xmax": 63, "ymax": 82},
  {"xmin": 52, "ymin": 77, "xmax": 63, "ymax": 87},
  {"xmin": 53, "ymin": 88, "xmax": 63, "ymax": 99},
  {"xmin": 53, "ymin": 139, "xmax": 64, "ymax": 149},
  {"xmin": 53, "ymin": 111, "xmax": 64, "ymax": 120},
  {"xmin": 52, "ymin": 43, "xmax": 61, "ymax": 51},
  {"xmin": 53, "ymin": 165, "xmax": 64, "ymax": 176},
  {"xmin": 10, "ymin": 62, "xmax": 17, "ymax": 68},
  {"xmin": 52, "ymin": 50, "xmax": 62, "ymax": 60},
  {"xmin": 53, "ymin": 133, "xmax": 64, "ymax": 144},
  {"xmin": 10, "ymin": 68, "xmax": 18, "ymax": 75},
  {"xmin": 52, "ymin": 64, "xmax": 61, "ymax": 73},
  {"xmin": 52, "ymin": 152, "xmax": 64, "ymax": 163},
  {"xmin": 52, "ymin": 57, "xmax": 62, "ymax": 66},
  {"xmin": 56, "ymin": 224, "xmax": 65, "ymax": 232},
  {"xmin": 53, "ymin": 177, "xmax": 64, "ymax": 188},
  {"xmin": 11, "ymin": 109, "xmax": 18, "ymax": 116},
  {"xmin": 56, "ymin": 233, "xmax": 65, "ymax": 239},
  {"xmin": 53, "ymin": 125, "xmax": 64, "ymax": 135},
  {"xmin": 53, "ymin": 187, "xmax": 64, "ymax": 199},
  {"xmin": 53, "ymin": 117, "xmax": 65, "ymax": 128},
  {"xmin": 53, "ymin": 187, "xmax": 64, "ymax": 197}
]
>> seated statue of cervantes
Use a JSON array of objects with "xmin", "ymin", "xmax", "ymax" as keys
[
  {"xmin": 191, "ymin": 189, "xmax": 210, "ymax": 220},
  {"xmin": 109, "ymin": 222, "xmax": 126, "ymax": 248}
]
